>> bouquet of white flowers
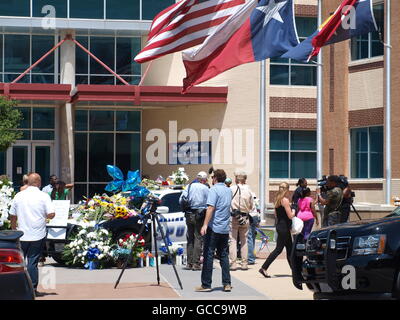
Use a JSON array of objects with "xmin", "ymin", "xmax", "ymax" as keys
[
  {"xmin": 0, "ymin": 177, "xmax": 14, "ymax": 230},
  {"xmin": 170, "ymin": 168, "xmax": 189, "ymax": 185},
  {"xmin": 63, "ymin": 224, "xmax": 114, "ymax": 270}
]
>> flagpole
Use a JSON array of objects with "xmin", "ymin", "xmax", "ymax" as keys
[
  {"xmin": 260, "ymin": 60, "xmax": 266, "ymax": 221},
  {"xmin": 317, "ymin": 0, "xmax": 323, "ymax": 181},
  {"xmin": 385, "ymin": 0, "xmax": 391, "ymax": 204}
]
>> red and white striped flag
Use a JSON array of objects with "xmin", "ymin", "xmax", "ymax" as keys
[{"xmin": 134, "ymin": 0, "xmax": 245, "ymax": 64}]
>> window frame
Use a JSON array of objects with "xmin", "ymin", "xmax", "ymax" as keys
[
  {"xmin": 270, "ymin": 130, "xmax": 317, "ymax": 179},
  {"xmin": 73, "ymin": 108, "xmax": 142, "ymax": 202},
  {"xmin": 350, "ymin": 125, "xmax": 384, "ymax": 179}
]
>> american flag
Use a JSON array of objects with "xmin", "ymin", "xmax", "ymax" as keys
[{"xmin": 134, "ymin": 0, "xmax": 245, "ymax": 63}]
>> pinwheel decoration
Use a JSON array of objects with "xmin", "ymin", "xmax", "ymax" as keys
[{"xmin": 104, "ymin": 165, "xmax": 150, "ymax": 199}]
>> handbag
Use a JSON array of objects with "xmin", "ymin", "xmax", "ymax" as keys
[{"xmin": 291, "ymin": 216, "xmax": 304, "ymax": 235}]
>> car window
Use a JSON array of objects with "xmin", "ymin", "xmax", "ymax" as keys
[
  {"xmin": 160, "ymin": 193, "xmax": 182, "ymax": 213},
  {"xmin": 387, "ymin": 206, "xmax": 400, "ymax": 217}
]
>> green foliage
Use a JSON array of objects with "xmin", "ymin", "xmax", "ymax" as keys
[{"xmin": 0, "ymin": 96, "xmax": 23, "ymax": 152}]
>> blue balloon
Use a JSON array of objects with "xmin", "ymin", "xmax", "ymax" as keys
[{"xmin": 104, "ymin": 165, "xmax": 150, "ymax": 196}]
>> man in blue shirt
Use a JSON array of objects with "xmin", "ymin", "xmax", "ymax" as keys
[
  {"xmin": 195, "ymin": 169, "xmax": 232, "ymax": 292},
  {"xmin": 179, "ymin": 171, "xmax": 209, "ymax": 271}
]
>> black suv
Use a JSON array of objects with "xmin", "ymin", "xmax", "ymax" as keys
[{"xmin": 292, "ymin": 207, "xmax": 400, "ymax": 300}]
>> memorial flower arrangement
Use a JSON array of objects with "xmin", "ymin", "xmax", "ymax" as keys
[
  {"xmin": 63, "ymin": 222, "xmax": 114, "ymax": 270},
  {"xmin": 111, "ymin": 232, "xmax": 146, "ymax": 268},
  {"xmin": 170, "ymin": 167, "xmax": 189, "ymax": 185},
  {"xmin": 0, "ymin": 176, "xmax": 14, "ymax": 230}
]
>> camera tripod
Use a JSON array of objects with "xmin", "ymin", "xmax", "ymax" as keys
[{"xmin": 114, "ymin": 197, "xmax": 183, "ymax": 290}]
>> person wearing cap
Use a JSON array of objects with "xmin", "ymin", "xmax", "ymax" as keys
[
  {"xmin": 179, "ymin": 171, "xmax": 209, "ymax": 271},
  {"xmin": 229, "ymin": 171, "xmax": 254, "ymax": 271},
  {"xmin": 225, "ymin": 178, "xmax": 232, "ymax": 188}
]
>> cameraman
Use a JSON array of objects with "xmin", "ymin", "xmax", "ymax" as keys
[
  {"xmin": 340, "ymin": 182, "xmax": 353, "ymax": 223},
  {"xmin": 316, "ymin": 175, "xmax": 343, "ymax": 227}
]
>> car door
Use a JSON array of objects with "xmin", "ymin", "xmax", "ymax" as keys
[{"xmin": 155, "ymin": 192, "xmax": 187, "ymax": 248}]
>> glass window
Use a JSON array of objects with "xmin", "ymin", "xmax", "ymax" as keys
[
  {"xmin": 116, "ymin": 133, "xmax": 141, "ymax": 173},
  {"xmin": 32, "ymin": 35, "xmax": 55, "ymax": 74},
  {"xmin": 89, "ymin": 133, "xmax": 114, "ymax": 182},
  {"xmin": 160, "ymin": 192, "xmax": 183, "ymax": 213},
  {"xmin": 90, "ymin": 37, "xmax": 115, "ymax": 74},
  {"xmin": 4, "ymin": 35, "xmax": 30, "ymax": 73},
  {"xmin": 69, "ymin": 0, "xmax": 104, "ymax": 19},
  {"xmin": 106, "ymin": 0, "xmax": 140, "ymax": 20},
  {"xmin": 33, "ymin": 108, "xmax": 55, "ymax": 129},
  {"xmin": 75, "ymin": 110, "xmax": 88, "ymax": 131},
  {"xmin": 89, "ymin": 184, "xmax": 110, "ymax": 198},
  {"xmin": 270, "ymin": 130, "xmax": 289, "ymax": 150},
  {"xmin": 350, "ymin": 126, "xmax": 383, "ymax": 178},
  {"xmin": 116, "ymin": 111, "xmax": 141, "ymax": 131},
  {"xmin": 18, "ymin": 108, "xmax": 31, "ymax": 129},
  {"xmin": 33, "ymin": 0, "xmax": 68, "ymax": 18},
  {"xmin": 73, "ymin": 183, "xmax": 87, "ymax": 203},
  {"xmin": 0, "ymin": 35, "xmax": 3, "ymax": 73},
  {"xmin": 351, "ymin": 4, "xmax": 384, "ymax": 61},
  {"xmin": 142, "ymin": 0, "xmax": 175, "ymax": 20},
  {"xmin": 90, "ymin": 76, "xmax": 115, "ymax": 85},
  {"xmin": 32, "ymin": 131, "xmax": 55, "ymax": 140},
  {"xmin": 270, "ymin": 17, "xmax": 317, "ymax": 86},
  {"xmin": 116, "ymin": 37, "xmax": 141, "ymax": 75},
  {"xmin": 291, "ymin": 131, "xmax": 316, "ymax": 150},
  {"xmin": 0, "ymin": 0, "xmax": 30, "ymax": 17},
  {"xmin": 0, "ymin": 151, "xmax": 6, "ymax": 174},
  {"xmin": 270, "ymin": 130, "xmax": 316, "ymax": 179},
  {"xmin": 31, "ymin": 75, "xmax": 55, "ymax": 83},
  {"xmin": 89, "ymin": 110, "xmax": 114, "ymax": 131},
  {"xmin": 75, "ymin": 133, "xmax": 87, "ymax": 182},
  {"xmin": 76, "ymin": 36, "xmax": 89, "ymax": 74}
]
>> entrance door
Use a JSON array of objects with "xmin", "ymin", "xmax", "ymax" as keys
[{"xmin": 7, "ymin": 142, "xmax": 54, "ymax": 191}]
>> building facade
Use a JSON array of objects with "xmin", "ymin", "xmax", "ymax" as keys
[{"xmin": 0, "ymin": 0, "xmax": 395, "ymax": 206}]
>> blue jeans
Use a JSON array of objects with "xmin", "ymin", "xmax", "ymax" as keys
[
  {"xmin": 201, "ymin": 229, "xmax": 231, "ymax": 289},
  {"xmin": 247, "ymin": 215, "xmax": 259, "ymax": 264},
  {"xmin": 21, "ymin": 238, "xmax": 45, "ymax": 289}
]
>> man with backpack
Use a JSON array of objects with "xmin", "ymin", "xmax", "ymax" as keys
[{"xmin": 179, "ymin": 171, "xmax": 209, "ymax": 271}]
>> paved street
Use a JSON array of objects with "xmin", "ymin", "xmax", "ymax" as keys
[{"xmin": 36, "ymin": 241, "xmax": 313, "ymax": 300}]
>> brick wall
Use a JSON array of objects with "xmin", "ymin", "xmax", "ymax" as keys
[
  {"xmin": 348, "ymin": 107, "xmax": 384, "ymax": 128},
  {"xmin": 270, "ymin": 97, "xmax": 317, "ymax": 113},
  {"xmin": 270, "ymin": 118, "xmax": 316, "ymax": 129},
  {"xmin": 295, "ymin": 4, "xmax": 317, "ymax": 17},
  {"xmin": 349, "ymin": 60, "xmax": 384, "ymax": 73}
]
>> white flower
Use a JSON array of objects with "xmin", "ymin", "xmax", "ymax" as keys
[
  {"xmin": 178, "ymin": 167, "xmax": 185, "ymax": 172},
  {"xmin": 90, "ymin": 244, "xmax": 96, "ymax": 248},
  {"xmin": 98, "ymin": 254, "xmax": 104, "ymax": 260}
]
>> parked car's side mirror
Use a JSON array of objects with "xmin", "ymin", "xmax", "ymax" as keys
[{"xmin": 156, "ymin": 206, "xmax": 169, "ymax": 214}]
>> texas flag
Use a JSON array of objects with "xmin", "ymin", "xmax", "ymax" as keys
[
  {"xmin": 282, "ymin": 0, "xmax": 378, "ymax": 62},
  {"xmin": 182, "ymin": 0, "xmax": 298, "ymax": 93}
]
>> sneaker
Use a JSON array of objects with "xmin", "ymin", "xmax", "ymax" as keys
[
  {"xmin": 241, "ymin": 265, "xmax": 249, "ymax": 271},
  {"xmin": 230, "ymin": 263, "xmax": 238, "ymax": 271},
  {"xmin": 248, "ymin": 261, "xmax": 256, "ymax": 265},
  {"xmin": 192, "ymin": 264, "xmax": 202, "ymax": 271},
  {"xmin": 223, "ymin": 285, "xmax": 232, "ymax": 292},
  {"xmin": 194, "ymin": 285, "xmax": 212, "ymax": 292}
]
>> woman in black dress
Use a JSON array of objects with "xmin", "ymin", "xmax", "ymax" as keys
[{"xmin": 259, "ymin": 182, "xmax": 295, "ymax": 278}]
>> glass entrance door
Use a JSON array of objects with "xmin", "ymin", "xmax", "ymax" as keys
[{"xmin": 7, "ymin": 142, "xmax": 54, "ymax": 191}]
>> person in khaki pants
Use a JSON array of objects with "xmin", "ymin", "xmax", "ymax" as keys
[{"xmin": 229, "ymin": 171, "xmax": 254, "ymax": 271}]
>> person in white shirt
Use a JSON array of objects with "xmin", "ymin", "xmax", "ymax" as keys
[
  {"xmin": 42, "ymin": 174, "xmax": 74, "ymax": 195},
  {"xmin": 10, "ymin": 173, "xmax": 55, "ymax": 295}
]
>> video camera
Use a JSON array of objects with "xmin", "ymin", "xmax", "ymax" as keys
[{"xmin": 318, "ymin": 175, "xmax": 355, "ymax": 197}]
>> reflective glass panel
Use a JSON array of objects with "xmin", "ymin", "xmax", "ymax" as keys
[
  {"xmin": 0, "ymin": 0, "xmax": 30, "ymax": 16},
  {"xmin": 12, "ymin": 146, "xmax": 28, "ymax": 190},
  {"xmin": 369, "ymin": 126, "xmax": 383, "ymax": 178},
  {"xmin": 291, "ymin": 131, "xmax": 316, "ymax": 151},
  {"xmin": 32, "ymin": 131, "xmax": 55, "ymax": 140},
  {"xmin": 116, "ymin": 37, "xmax": 141, "ymax": 75},
  {"xmin": 142, "ymin": 0, "xmax": 175, "ymax": 20},
  {"xmin": 270, "ymin": 65, "xmax": 289, "ymax": 85},
  {"xmin": 270, "ymin": 130, "xmax": 289, "ymax": 150},
  {"xmin": 32, "ymin": 35, "xmax": 55, "ymax": 73},
  {"xmin": 291, "ymin": 66, "xmax": 316, "ymax": 86},
  {"xmin": 90, "ymin": 37, "xmax": 115, "ymax": 74},
  {"xmin": 33, "ymin": 0, "xmax": 68, "ymax": 18},
  {"xmin": 106, "ymin": 0, "xmax": 140, "ymax": 20},
  {"xmin": 90, "ymin": 76, "xmax": 115, "ymax": 85},
  {"xmin": 89, "ymin": 111, "xmax": 114, "ymax": 131},
  {"xmin": 290, "ymin": 152, "xmax": 316, "ymax": 178},
  {"xmin": 34, "ymin": 146, "xmax": 51, "ymax": 184},
  {"xmin": 4, "ymin": 35, "xmax": 30, "ymax": 73},
  {"xmin": 18, "ymin": 108, "xmax": 31, "ymax": 129},
  {"xmin": 74, "ymin": 133, "xmax": 87, "ymax": 182},
  {"xmin": 89, "ymin": 133, "xmax": 114, "ymax": 182},
  {"xmin": 116, "ymin": 111, "xmax": 140, "ymax": 131},
  {"xmin": 0, "ymin": 151, "xmax": 6, "ymax": 175},
  {"xmin": 295, "ymin": 17, "xmax": 317, "ymax": 38},
  {"xmin": 76, "ymin": 36, "xmax": 89, "ymax": 74},
  {"xmin": 74, "ymin": 183, "xmax": 88, "ymax": 203},
  {"xmin": 116, "ymin": 133, "xmax": 140, "ymax": 173},
  {"xmin": 270, "ymin": 152, "xmax": 289, "ymax": 178},
  {"xmin": 70, "ymin": 0, "xmax": 104, "ymax": 19},
  {"xmin": 89, "ymin": 184, "xmax": 111, "ymax": 198},
  {"xmin": 33, "ymin": 108, "xmax": 55, "ymax": 129},
  {"xmin": 75, "ymin": 110, "xmax": 88, "ymax": 131}
]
